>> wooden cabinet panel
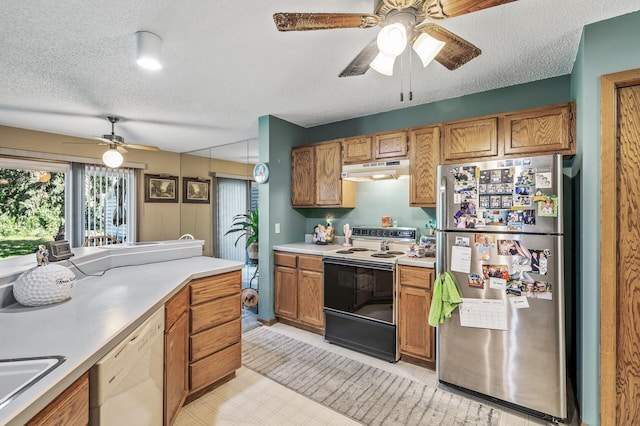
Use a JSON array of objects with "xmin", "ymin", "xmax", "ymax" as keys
[
  {"xmin": 342, "ymin": 136, "xmax": 372, "ymax": 164},
  {"xmin": 165, "ymin": 310, "xmax": 189, "ymax": 426},
  {"xmin": 189, "ymin": 343, "xmax": 241, "ymax": 392},
  {"xmin": 190, "ymin": 318, "xmax": 241, "ymax": 362},
  {"xmin": 190, "ymin": 294, "xmax": 240, "ymax": 334},
  {"xmin": 190, "ymin": 271, "xmax": 241, "ymax": 305},
  {"xmin": 399, "ymin": 285, "xmax": 434, "ymax": 362},
  {"xmin": 298, "ymin": 254, "xmax": 323, "ymax": 272},
  {"xmin": 291, "ymin": 146, "xmax": 316, "ymax": 207},
  {"xmin": 275, "ymin": 251, "xmax": 297, "ymax": 268},
  {"xmin": 398, "ymin": 265, "xmax": 435, "ymax": 365},
  {"xmin": 275, "ymin": 265, "xmax": 298, "ymax": 319},
  {"xmin": 399, "ymin": 264, "xmax": 433, "ymax": 289},
  {"xmin": 504, "ymin": 103, "xmax": 574, "ymax": 155},
  {"xmin": 297, "ymin": 269, "xmax": 324, "ymax": 328},
  {"xmin": 315, "ymin": 141, "xmax": 342, "ymax": 206},
  {"xmin": 409, "ymin": 125, "xmax": 440, "ymax": 207},
  {"xmin": 166, "ymin": 285, "xmax": 189, "ymax": 329},
  {"xmin": 443, "ymin": 117, "xmax": 498, "ymax": 162},
  {"xmin": 374, "ymin": 130, "xmax": 408, "ymax": 160},
  {"xmin": 27, "ymin": 373, "xmax": 89, "ymax": 426}
]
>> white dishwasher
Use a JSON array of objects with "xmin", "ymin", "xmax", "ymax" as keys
[{"xmin": 90, "ymin": 307, "xmax": 165, "ymax": 425}]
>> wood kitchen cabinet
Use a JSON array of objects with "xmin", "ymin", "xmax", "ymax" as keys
[
  {"xmin": 398, "ymin": 265, "xmax": 435, "ymax": 368},
  {"xmin": 164, "ymin": 285, "xmax": 189, "ymax": 426},
  {"xmin": 26, "ymin": 372, "xmax": 89, "ymax": 426},
  {"xmin": 187, "ymin": 271, "xmax": 241, "ymax": 396},
  {"xmin": 342, "ymin": 131, "xmax": 408, "ymax": 164},
  {"xmin": 342, "ymin": 135, "xmax": 373, "ymax": 164},
  {"xmin": 374, "ymin": 130, "xmax": 408, "ymax": 160},
  {"xmin": 409, "ymin": 125, "xmax": 440, "ymax": 207},
  {"xmin": 442, "ymin": 116, "xmax": 499, "ymax": 163},
  {"xmin": 291, "ymin": 142, "xmax": 355, "ymax": 208},
  {"xmin": 274, "ymin": 251, "xmax": 324, "ymax": 334},
  {"xmin": 503, "ymin": 102, "xmax": 575, "ymax": 156}
]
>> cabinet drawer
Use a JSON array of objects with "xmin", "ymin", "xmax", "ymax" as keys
[
  {"xmin": 298, "ymin": 255, "xmax": 323, "ymax": 272},
  {"xmin": 190, "ymin": 271, "xmax": 241, "ymax": 305},
  {"xmin": 191, "ymin": 294, "xmax": 240, "ymax": 334},
  {"xmin": 275, "ymin": 252, "xmax": 297, "ymax": 268},
  {"xmin": 399, "ymin": 266, "xmax": 434, "ymax": 289},
  {"xmin": 190, "ymin": 318, "xmax": 241, "ymax": 362},
  {"xmin": 165, "ymin": 285, "xmax": 189, "ymax": 329},
  {"xmin": 189, "ymin": 342, "xmax": 241, "ymax": 391}
]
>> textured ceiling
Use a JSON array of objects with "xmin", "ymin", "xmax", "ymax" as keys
[{"xmin": 1, "ymin": 0, "xmax": 639, "ymax": 163}]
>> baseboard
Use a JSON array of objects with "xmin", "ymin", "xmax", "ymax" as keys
[
  {"xmin": 274, "ymin": 317, "xmax": 324, "ymax": 335},
  {"xmin": 257, "ymin": 317, "xmax": 278, "ymax": 326},
  {"xmin": 400, "ymin": 353, "xmax": 435, "ymax": 370}
]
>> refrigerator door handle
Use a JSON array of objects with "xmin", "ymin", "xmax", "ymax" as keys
[{"xmin": 436, "ymin": 171, "xmax": 447, "ymax": 276}]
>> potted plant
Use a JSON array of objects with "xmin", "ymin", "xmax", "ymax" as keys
[{"xmin": 224, "ymin": 209, "xmax": 259, "ymax": 264}]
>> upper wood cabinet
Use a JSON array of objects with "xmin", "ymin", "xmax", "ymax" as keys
[
  {"xmin": 374, "ymin": 130, "xmax": 408, "ymax": 160},
  {"xmin": 291, "ymin": 142, "xmax": 355, "ymax": 208},
  {"xmin": 503, "ymin": 102, "xmax": 575, "ymax": 156},
  {"xmin": 342, "ymin": 131, "xmax": 408, "ymax": 164},
  {"xmin": 291, "ymin": 146, "xmax": 315, "ymax": 207},
  {"xmin": 442, "ymin": 117, "xmax": 499, "ymax": 163},
  {"xmin": 409, "ymin": 125, "xmax": 440, "ymax": 207},
  {"xmin": 342, "ymin": 135, "xmax": 373, "ymax": 164}
]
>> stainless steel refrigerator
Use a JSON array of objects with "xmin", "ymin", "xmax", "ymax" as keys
[{"xmin": 436, "ymin": 154, "xmax": 568, "ymax": 421}]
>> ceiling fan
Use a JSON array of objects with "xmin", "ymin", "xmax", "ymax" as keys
[
  {"xmin": 65, "ymin": 116, "xmax": 159, "ymax": 167},
  {"xmin": 273, "ymin": 0, "xmax": 517, "ymax": 77}
]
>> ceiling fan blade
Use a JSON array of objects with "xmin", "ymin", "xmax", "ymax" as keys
[
  {"xmin": 415, "ymin": 23, "xmax": 481, "ymax": 70},
  {"xmin": 339, "ymin": 40, "xmax": 379, "ymax": 78},
  {"xmin": 273, "ymin": 13, "xmax": 380, "ymax": 31},
  {"xmin": 425, "ymin": 0, "xmax": 517, "ymax": 20},
  {"xmin": 123, "ymin": 143, "xmax": 160, "ymax": 152}
]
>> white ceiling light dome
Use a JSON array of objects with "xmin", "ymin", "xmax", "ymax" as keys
[
  {"xmin": 102, "ymin": 147, "xmax": 124, "ymax": 168},
  {"xmin": 136, "ymin": 31, "xmax": 162, "ymax": 70},
  {"xmin": 376, "ymin": 23, "xmax": 407, "ymax": 57}
]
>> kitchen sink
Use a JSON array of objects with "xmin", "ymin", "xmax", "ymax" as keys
[{"xmin": 0, "ymin": 356, "xmax": 65, "ymax": 410}]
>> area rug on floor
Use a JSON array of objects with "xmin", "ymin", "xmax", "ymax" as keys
[{"xmin": 242, "ymin": 327, "xmax": 502, "ymax": 426}]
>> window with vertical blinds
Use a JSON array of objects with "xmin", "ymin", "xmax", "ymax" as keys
[{"xmin": 83, "ymin": 165, "xmax": 136, "ymax": 243}]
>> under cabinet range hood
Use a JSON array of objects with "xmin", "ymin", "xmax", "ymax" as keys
[{"xmin": 341, "ymin": 159, "xmax": 410, "ymax": 182}]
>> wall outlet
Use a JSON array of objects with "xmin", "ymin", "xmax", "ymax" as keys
[{"xmin": 275, "ymin": 223, "xmax": 280, "ymax": 234}]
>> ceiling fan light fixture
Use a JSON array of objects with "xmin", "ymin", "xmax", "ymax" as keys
[
  {"xmin": 370, "ymin": 51, "xmax": 396, "ymax": 76},
  {"xmin": 376, "ymin": 23, "xmax": 407, "ymax": 57},
  {"xmin": 102, "ymin": 146, "xmax": 124, "ymax": 168},
  {"xmin": 412, "ymin": 33, "xmax": 446, "ymax": 67},
  {"xmin": 135, "ymin": 31, "xmax": 162, "ymax": 70}
]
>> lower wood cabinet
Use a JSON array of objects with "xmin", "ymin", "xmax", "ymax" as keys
[
  {"xmin": 274, "ymin": 251, "xmax": 324, "ymax": 334},
  {"xmin": 398, "ymin": 265, "xmax": 435, "ymax": 367},
  {"xmin": 27, "ymin": 372, "xmax": 89, "ymax": 426},
  {"xmin": 164, "ymin": 285, "xmax": 189, "ymax": 426},
  {"xmin": 188, "ymin": 271, "xmax": 242, "ymax": 394}
]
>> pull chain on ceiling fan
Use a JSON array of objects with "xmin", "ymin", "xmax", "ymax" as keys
[{"xmin": 273, "ymin": 0, "xmax": 517, "ymax": 78}]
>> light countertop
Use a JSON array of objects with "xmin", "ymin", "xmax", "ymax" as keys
[
  {"xmin": 0, "ymin": 248, "xmax": 243, "ymax": 426},
  {"xmin": 397, "ymin": 257, "xmax": 436, "ymax": 268},
  {"xmin": 272, "ymin": 242, "xmax": 343, "ymax": 256}
]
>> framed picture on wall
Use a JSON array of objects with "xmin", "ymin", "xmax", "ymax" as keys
[
  {"xmin": 183, "ymin": 177, "xmax": 211, "ymax": 204},
  {"xmin": 144, "ymin": 174, "xmax": 179, "ymax": 203}
]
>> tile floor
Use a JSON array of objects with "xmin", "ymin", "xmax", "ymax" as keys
[{"xmin": 176, "ymin": 321, "xmax": 570, "ymax": 425}]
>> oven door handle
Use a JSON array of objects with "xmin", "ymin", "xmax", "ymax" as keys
[{"xmin": 322, "ymin": 257, "xmax": 395, "ymax": 271}]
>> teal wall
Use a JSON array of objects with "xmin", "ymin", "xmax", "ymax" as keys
[
  {"xmin": 299, "ymin": 180, "xmax": 435, "ymax": 237},
  {"xmin": 305, "ymin": 76, "xmax": 572, "ymax": 143},
  {"xmin": 570, "ymin": 10, "xmax": 640, "ymax": 426}
]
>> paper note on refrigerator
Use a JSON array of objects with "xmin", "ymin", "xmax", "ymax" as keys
[
  {"xmin": 459, "ymin": 298, "xmax": 508, "ymax": 330},
  {"xmin": 451, "ymin": 245, "xmax": 472, "ymax": 273}
]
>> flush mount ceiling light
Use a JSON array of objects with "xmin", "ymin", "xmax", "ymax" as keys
[
  {"xmin": 135, "ymin": 31, "xmax": 162, "ymax": 70},
  {"xmin": 102, "ymin": 146, "xmax": 124, "ymax": 168}
]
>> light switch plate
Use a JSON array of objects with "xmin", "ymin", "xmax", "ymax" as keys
[{"xmin": 275, "ymin": 223, "xmax": 280, "ymax": 234}]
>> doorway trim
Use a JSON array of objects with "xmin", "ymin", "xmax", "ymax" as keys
[{"xmin": 600, "ymin": 68, "xmax": 640, "ymax": 425}]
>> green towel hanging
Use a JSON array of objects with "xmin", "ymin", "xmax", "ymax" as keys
[{"xmin": 428, "ymin": 271, "xmax": 462, "ymax": 327}]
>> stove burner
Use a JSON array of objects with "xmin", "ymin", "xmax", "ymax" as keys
[
  {"xmin": 350, "ymin": 247, "xmax": 370, "ymax": 252},
  {"xmin": 386, "ymin": 251, "xmax": 406, "ymax": 255},
  {"xmin": 335, "ymin": 250, "xmax": 354, "ymax": 254},
  {"xmin": 371, "ymin": 253, "xmax": 396, "ymax": 258}
]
